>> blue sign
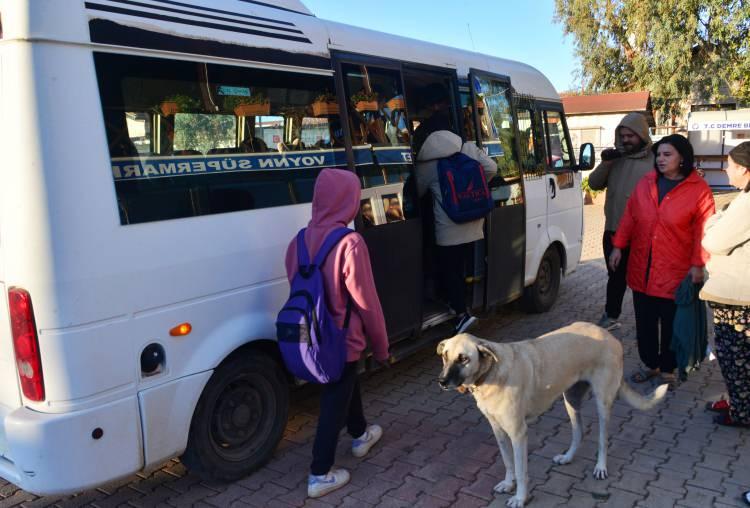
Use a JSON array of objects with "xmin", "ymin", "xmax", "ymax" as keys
[
  {"xmin": 112, "ymin": 149, "xmax": 348, "ymax": 181},
  {"xmin": 217, "ymin": 86, "xmax": 251, "ymax": 96},
  {"xmin": 371, "ymin": 146, "xmax": 412, "ymax": 166},
  {"xmin": 110, "ymin": 146, "xmax": 412, "ymax": 182},
  {"xmin": 484, "ymin": 141, "xmax": 505, "ymax": 157}
]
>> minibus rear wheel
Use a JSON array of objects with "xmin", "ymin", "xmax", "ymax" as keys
[
  {"xmin": 181, "ymin": 350, "xmax": 289, "ymax": 481},
  {"xmin": 523, "ymin": 247, "xmax": 561, "ymax": 313}
]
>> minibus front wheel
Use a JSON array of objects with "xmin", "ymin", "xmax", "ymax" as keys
[
  {"xmin": 523, "ymin": 247, "xmax": 561, "ymax": 313},
  {"xmin": 181, "ymin": 350, "xmax": 289, "ymax": 480}
]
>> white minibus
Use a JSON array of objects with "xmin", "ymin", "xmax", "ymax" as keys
[{"xmin": 0, "ymin": 0, "xmax": 592, "ymax": 495}]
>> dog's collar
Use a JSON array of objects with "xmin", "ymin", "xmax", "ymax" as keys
[{"xmin": 466, "ymin": 368, "xmax": 491, "ymax": 393}]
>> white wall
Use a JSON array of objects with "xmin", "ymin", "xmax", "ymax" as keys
[{"xmin": 566, "ymin": 113, "xmax": 626, "ymax": 177}]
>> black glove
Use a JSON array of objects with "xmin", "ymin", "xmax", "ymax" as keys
[{"xmin": 601, "ymin": 148, "xmax": 622, "ymax": 161}]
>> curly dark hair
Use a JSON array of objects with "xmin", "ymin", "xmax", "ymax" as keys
[{"xmin": 652, "ymin": 134, "xmax": 695, "ymax": 178}]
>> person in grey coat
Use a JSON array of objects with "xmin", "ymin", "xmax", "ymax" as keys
[
  {"xmin": 416, "ymin": 129, "xmax": 496, "ymax": 333},
  {"xmin": 588, "ymin": 112, "xmax": 654, "ymax": 330}
]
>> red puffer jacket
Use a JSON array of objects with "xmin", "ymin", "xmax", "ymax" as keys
[{"xmin": 612, "ymin": 170, "xmax": 715, "ymax": 300}]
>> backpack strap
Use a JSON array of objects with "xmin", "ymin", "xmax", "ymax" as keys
[
  {"xmin": 296, "ymin": 228, "xmax": 311, "ymax": 267},
  {"xmin": 315, "ymin": 227, "xmax": 355, "ymax": 330},
  {"xmin": 312, "ymin": 227, "xmax": 353, "ymax": 267}
]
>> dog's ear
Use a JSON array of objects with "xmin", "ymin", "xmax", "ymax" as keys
[
  {"xmin": 436, "ymin": 339, "xmax": 448, "ymax": 356},
  {"xmin": 476, "ymin": 342, "xmax": 498, "ymax": 363}
]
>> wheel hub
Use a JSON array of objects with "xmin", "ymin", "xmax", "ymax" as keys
[{"xmin": 213, "ymin": 383, "xmax": 263, "ymax": 449}]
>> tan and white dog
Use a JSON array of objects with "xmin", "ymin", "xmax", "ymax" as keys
[{"xmin": 437, "ymin": 322, "xmax": 668, "ymax": 507}]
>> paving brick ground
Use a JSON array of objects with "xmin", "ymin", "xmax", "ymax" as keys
[{"xmin": 2, "ymin": 191, "xmax": 748, "ymax": 508}]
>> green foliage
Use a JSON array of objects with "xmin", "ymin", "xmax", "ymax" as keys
[
  {"xmin": 581, "ymin": 176, "xmax": 601, "ymax": 197},
  {"xmin": 221, "ymin": 91, "xmax": 268, "ymax": 112},
  {"xmin": 554, "ymin": 0, "xmax": 750, "ymax": 121},
  {"xmin": 162, "ymin": 94, "xmax": 201, "ymax": 113},
  {"xmin": 350, "ymin": 89, "xmax": 378, "ymax": 103},
  {"xmin": 315, "ymin": 91, "xmax": 337, "ymax": 103},
  {"xmin": 174, "ymin": 114, "xmax": 236, "ymax": 154}
]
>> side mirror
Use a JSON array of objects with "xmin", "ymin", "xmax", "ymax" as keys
[{"xmin": 578, "ymin": 143, "xmax": 595, "ymax": 171}]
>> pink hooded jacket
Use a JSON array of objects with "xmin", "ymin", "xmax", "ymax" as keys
[{"xmin": 284, "ymin": 168, "xmax": 389, "ymax": 362}]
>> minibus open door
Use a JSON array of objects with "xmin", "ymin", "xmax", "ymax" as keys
[
  {"xmin": 332, "ymin": 52, "xmax": 424, "ymax": 343},
  {"xmin": 467, "ymin": 70, "xmax": 526, "ymax": 308}
]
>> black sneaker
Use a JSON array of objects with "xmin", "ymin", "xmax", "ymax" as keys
[{"xmin": 455, "ymin": 313, "xmax": 478, "ymax": 334}]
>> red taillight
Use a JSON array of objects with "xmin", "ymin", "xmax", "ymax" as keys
[{"xmin": 8, "ymin": 288, "xmax": 45, "ymax": 401}]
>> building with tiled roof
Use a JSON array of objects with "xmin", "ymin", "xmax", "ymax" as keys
[{"xmin": 561, "ymin": 91, "xmax": 655, "ymax": 170}]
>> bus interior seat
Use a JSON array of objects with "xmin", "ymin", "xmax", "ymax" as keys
[
  {"xmin": 208, "ymin": 147, "xmax": 242, "ymax": 155},
  {"xmin": 110, "ymin": 137, "xmax": 140, "ymax": 158},
  {"xmin": 240, "ymin": 137, "xmax": 268, "ymax": 153}
]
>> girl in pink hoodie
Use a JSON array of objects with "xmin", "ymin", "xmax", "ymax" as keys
[{"xmin": 284, "ymin": 168, "xmax": 390, "ymax": 498}]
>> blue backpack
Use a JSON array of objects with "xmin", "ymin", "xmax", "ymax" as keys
[
  {"xmin": 437, "ymin": 152, "xmax": 494, "ymax": 223},
  {"xmin": 276, "ymin": 227, "xmax": 352, "ymax": 384}
]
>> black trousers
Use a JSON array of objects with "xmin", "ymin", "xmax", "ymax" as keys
[
  {"xmin": 603, "ymin": 230, "xmax": 629, "ymax": 319},
  {"xmin": 310, "ymin": 362, "xmax": 367, "ymax": 475},
  {"xmin": 632, "ymin": 291, "xmax": 677, "ymax": 373},
  {"xmin": 436, "ymin": 243, "xmax": 471, "ymax": 315}
]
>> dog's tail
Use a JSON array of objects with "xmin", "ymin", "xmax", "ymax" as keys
[{"xmin": 618, "ymin": 381, "xmax": 668, "ymax": 411}]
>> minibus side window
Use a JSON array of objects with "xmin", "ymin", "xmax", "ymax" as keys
[
  {"xmin": 516, "ymin": 108, "xmax": 545, "ymax": 174},
  {"xmin": 542, "ymin": 110, "xmax": 572, "ymax": 169},
  {"xmin": 94, "ymin": 53, "xmax": 345, "ymax": 225},
  {"xmin": 473, "ymin": 76, "xmax": 523, "ymax": 206},
  {"xmin": 460, "ymin": 90, "xmax": 476, "ymax": 142},
  {"xmin": 473, "ymin": 77, "xmax": 519, "ymax": 180},
  {"xmin": 341, "ymin": 63, "xmax": 413, "ymax": 228}
]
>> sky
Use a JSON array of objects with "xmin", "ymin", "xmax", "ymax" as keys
[{"xmin": 302, "ymin": 0, "xmax": 581, "ymax": 93}]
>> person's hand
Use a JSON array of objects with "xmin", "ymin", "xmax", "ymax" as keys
[
  {"xmin": 690, "ymin": 266, "xmax": 705, "ymax": 284},
  {"xmin": 600, "ymin": 148, "xmax": 622, "ymax": 162},
  {"xmin": 609, "ymin": 248, "xmax": 622, "ymax": 271}
]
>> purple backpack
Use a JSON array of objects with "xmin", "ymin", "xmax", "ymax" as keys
[
  {"xmin": 276, "ymin": 227, "xmax": 352, "ymax": 383},
  {"xmin": 437, "ymin": 152, "xmax": 493, "ymax": 223}
]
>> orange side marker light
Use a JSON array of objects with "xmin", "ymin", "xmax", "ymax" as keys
[{"xmin": 170, "ymin": 322, "xmax": 192, "ymax": 337}]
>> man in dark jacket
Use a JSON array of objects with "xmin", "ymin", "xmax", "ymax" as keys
[{"xmin": 588, "ymin": 112, "xmax": 653, "ymax": 330}]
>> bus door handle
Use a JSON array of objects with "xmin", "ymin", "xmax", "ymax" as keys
[{"xmin": 548, "ymin": 177, "xmax": 557, "ymax": 199}]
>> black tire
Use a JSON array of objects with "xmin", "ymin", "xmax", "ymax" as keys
[
  {"xmin": 181, "ymin": 351, "xmax": 289, "ymax": 481},
  {"xmin": 522, "ymin": 247, "xmax": 561, "ymax": 313}
]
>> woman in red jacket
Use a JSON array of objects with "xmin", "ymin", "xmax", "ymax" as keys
[{"xmin": 609, "ymin": 134, "xmax": 715, "ymax": 388}]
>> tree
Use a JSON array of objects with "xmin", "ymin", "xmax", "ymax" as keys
[{"xmin": 554, "ymin": 0, "xmax": 750, "ymax": 123}]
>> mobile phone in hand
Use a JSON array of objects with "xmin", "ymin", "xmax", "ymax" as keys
[{"xmin": 601, "ymin": 148, "xmax": 621, "ymax": 161}]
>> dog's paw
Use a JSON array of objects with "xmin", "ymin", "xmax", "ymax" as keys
[
  {"xmin": 552, "ymin": 453, "xmax": 572, "ymax": 465},
  {"xmin": 506, "ymin": 494, "xmax": 527, "ymax": 507},
  {"xmin": 593, "ymin": 464, "xmax": 608, "ymax": 480},
  {"xmin": 493, "ymin": 479, "xmax": 516, "ymax": 494}
]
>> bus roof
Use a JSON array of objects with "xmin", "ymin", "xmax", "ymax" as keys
[
  {"xmin": 2, "ymin": 0, "xmax": 559, "ymax": 101},
  {"xmin": 323, "ymin": 20, "xmax": 559, "ymax": 101}
]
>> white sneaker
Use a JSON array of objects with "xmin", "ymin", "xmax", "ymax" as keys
[
  {"xmin": 351, "ymin": 424, "xmax": 383, "ymax": 458},
  {"xmin": 307, "ymin": 468, "xmax": 350, "ymax": 498}
]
